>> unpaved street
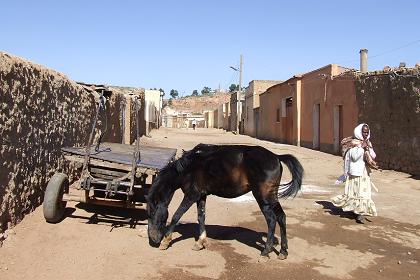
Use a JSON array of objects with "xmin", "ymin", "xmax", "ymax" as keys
[{"xmin": 1, "ymin": 128, "xmax": 419, "ymax": 280}]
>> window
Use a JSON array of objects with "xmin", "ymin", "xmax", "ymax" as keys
[{"xmin": 281, "ymin": 99, "xmax": 287, "ymax": 118}]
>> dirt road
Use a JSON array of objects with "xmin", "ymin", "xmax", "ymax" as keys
[{"xmin": 1, "ymin": 128, "xmax": 419, "ymax": 280}]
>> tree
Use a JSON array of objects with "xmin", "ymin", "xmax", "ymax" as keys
[
  {"xmin": 170, "ymin": 89, "xmax": 179, "ymax": 99},
  {"xmin": 192, "ymin": 90, "xmax": 199, "ymax": 96},
  {"xmin": 159, "ymin": 88, "xmax": 165, "ymax": 97},
  {"xmin": 201, "ymin": 86, "xmax": 212, "ymax": 96},
  {"xmin": 229, "ymin": 84, "xmax": 239, "ymax": 93}
]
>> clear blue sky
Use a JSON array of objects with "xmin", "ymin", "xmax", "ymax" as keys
[{"xmin": 1, "ymin": 1, "xmax": 419, "ymax": 97}]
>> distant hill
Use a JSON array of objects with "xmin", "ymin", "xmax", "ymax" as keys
[{"xmin": 163, "ymin": 93, "xmax": 231, "ymax": 114}]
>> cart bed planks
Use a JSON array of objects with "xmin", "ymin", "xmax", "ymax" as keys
[{"xmin": 62, "ymin": 142, "xmax": 177, "ymax": 171}]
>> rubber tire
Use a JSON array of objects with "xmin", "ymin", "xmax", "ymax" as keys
[{"xmin": 43, "ymin": 173, "xmax": 69, "ymax": 223}]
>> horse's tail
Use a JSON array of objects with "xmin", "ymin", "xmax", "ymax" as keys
[{"xmin": 277, "ymin": 154, "xmax": 304, "ymax": 198}]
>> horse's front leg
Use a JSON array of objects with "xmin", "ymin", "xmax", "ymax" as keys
[
  {"xmin": 192, "ymin": 195, "xmax": 208, "ymax": 251},
  {"xmin": 159, "ymin": 194, "xmax": 197, "ymax": 250}
]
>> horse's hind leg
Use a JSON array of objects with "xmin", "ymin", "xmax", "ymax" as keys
[
  {"xmin": 255, "ymin": 196, "xmax": 277, "ymax": 257},
  {"xmin": 274, "ymin": 202, "xmax": 288, "ymax": 260},
  {"xmin": 192, "ymin": 195, "xmax": 208, "ymax": 251},
  {"xmin": 159, "ymin": 194, "xmax": 197, "ymax": 250}
]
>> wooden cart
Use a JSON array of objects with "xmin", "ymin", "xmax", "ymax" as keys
[{"xmin": 43, "ymin": 93, "xmax": 176, "ymax": 223}]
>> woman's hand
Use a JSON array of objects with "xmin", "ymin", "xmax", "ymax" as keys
[{"xmin": 361, "ymin": 141, "xmax": 369, "ymax": 150}]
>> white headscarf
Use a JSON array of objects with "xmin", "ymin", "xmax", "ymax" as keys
[{"xmin": 354, "ymin": 123, "xmax": 370, "ymax": 140}]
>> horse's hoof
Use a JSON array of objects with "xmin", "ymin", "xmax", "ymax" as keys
[
  {"xmin": 159, "ymin": 242, "xmax": 169, "ymax": 250},
  {"xmin": 192, "ymin": 238, "xmax": 209, "ymax": 251},
  {"xmin": 278, "ymin": 253, "xmax": 288, "ymax": 260},
  {"xmin": 192, "ymin": 243, "xmax": 204, "ymax": 251},
  {"xmin": 159, "ymin": 238, "xmax": 171, "ymax": 250},
  {"xmin": 258, "ymin": 255, "xmax": 270, "ymax": 263}
]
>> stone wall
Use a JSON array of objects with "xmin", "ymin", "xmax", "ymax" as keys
[
  {"xmin": 355, "ymin": 68, "xmax": 420, "ymax": 175},
  {"xmin": 0, "ymin": 52, "xmax": 98, "ymax": 232}
]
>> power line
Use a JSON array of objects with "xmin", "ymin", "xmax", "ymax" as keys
[
  {"xmin": 369, "ymin": 39, "xmax": 420, "ymax": 59},
  {"xmin": 334, "ymin": 39, "xmax": 420, "ymax": 64}
]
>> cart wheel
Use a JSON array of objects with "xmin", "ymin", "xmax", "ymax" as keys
[{"xmin": 43, "ymin": 173, "xmax": 69, "ymax": 223}]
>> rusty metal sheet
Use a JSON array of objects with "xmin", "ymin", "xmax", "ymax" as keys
[{"xmin": 62, "ymin": 142, "xmax": 177, "ymax": 170}]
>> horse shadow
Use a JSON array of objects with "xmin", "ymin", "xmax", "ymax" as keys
[
  {"xmin": 410, "ymin": 174, "xmax": 420, "ymax": 180},
  {"xmin": 170, "ymin": 223, "xmax": 278, "ymax": 254},
  {"xmin": 66, "ymin": 204, "xmax": 277, "ymax": 253}
]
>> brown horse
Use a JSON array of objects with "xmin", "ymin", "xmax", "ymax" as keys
[{"xmin": 146, "ymin": 144, "xmax": 303, "ymax": 259}]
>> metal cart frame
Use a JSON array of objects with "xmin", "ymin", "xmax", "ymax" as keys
[{"xmin": 43, "ymin": 92, "xmax": 176, "ymax": 223}]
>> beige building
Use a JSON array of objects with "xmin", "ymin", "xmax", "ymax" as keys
[
  {"xmin": 222, "ymin": 102, "xmax": 231, "ymax": 131},
  {"xmin": 161, "ymin": 110, "xmax": 205, "ymax": 129},
  {"xmin": 144, "ymin": 89, "xmax": 162, "ymax": 136},
  {"xmin": 213, "ymin": 108, "xmax": 219, "ymax": 128},
  {"xmin": 229, "ymin": 91, "xmax": 244, "ymax": 132},
  {"xmin": 259, "ymin": 76, "xmax": 302, "ymax": 144},
  {"xmin": 216, "ymin": 103, "xmax": 226, "ymax": 129},
  {"xmin": 161, "ymin": 106, "xmax": 179, "ymax": 128},
  {"xmin": 243, "ymin": 80, "xmax": 282, "ymax": 137},
  {"xmin": 203, "ymin": 110, "xmax": 215, "ymax": 128}
]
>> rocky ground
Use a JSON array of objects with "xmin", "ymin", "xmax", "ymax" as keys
[
  {"xmin": 164, "ymin": 93, "xmax": 231, "ymax": 114},
  {"xmin": 0, "ymin": 127, "xmax": 419, "ymax": 280}
]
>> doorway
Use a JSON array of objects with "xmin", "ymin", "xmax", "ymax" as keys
[
  {"xmin": 285, "ymin": 97, "xmax": 293, "ymax": 144},
  {"xmin": 313, "ymin": 104, "xmax": 320, "ymax": 149},
  {"xmin": 254, "ymin": 109, "xmax": 259, "ymax": 138},
  {"xmin": 333, "ymin": 105, "xmax": 343, "ymax": 154}
]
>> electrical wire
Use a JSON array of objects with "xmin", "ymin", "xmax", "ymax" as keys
[
  {"xmin": 369, "ymin": 39, "xmax": 420, "ymax": 59},
  {"xmin": 334, "ymin": 39, "xmax": 420, "ymax": 64}
]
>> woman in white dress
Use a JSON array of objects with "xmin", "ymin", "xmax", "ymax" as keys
[{"xmin": 332, "ymin": 123, "xmax": 378, "ymax": 223}]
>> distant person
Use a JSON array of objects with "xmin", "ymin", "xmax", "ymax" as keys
[
  {"xmin": 192, "ymin": 119, "xmax": 197, "ymax": 130},
  {"xmin": 331, "ymin": 123, "xmax": 378, "ymax": 224}
]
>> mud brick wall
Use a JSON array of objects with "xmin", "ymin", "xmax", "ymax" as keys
[
  {"xmin": 103, "ymin": 92, "xmax": 125, "ymax": 144},
  {"xmin": 106, "ymin": 87, "xmax": 145, "ymax": 145},
  {"xmin": 0, "ymin": 52, "xmax": 97, "ymax": 233},
  {"xmin": 355, "ymin": 68, "xmax": 420, "ymax": 175}
]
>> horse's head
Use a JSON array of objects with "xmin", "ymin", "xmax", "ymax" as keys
[
  {"xmin": 146, "ymin": 146, "xmax": 211, "ymax": 247},
  {"xmin": 146, "ymin": 191, "xmax": 169, "ymax": 247},
  {"xmin": 146, "ymin": 161, "xmax": 181, "ymax": 247}
]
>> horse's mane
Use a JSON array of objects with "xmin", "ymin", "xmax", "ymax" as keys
[
  {"xmin": 176, "ymin": 144, "xmax": 219, "ymax": 172},
  {"xmin": 147, "ymin": 160, "xmax": 178, "ymax": 203},
  {"xmin": 148, "ymin": 144, "xmax": 219, "ymax": 202}
]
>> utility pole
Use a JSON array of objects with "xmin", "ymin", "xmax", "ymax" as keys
[
  {"xmin": 229, "ymin": 54, "xmax": 243, "ymax": 133},
  {"xmin": 237, "ymin": 54, "xmax": 243, "ymax": 133}
]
